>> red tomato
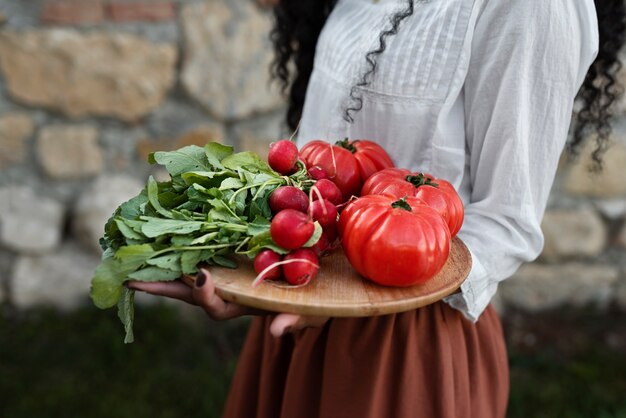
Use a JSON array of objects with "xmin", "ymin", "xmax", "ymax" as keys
[
  {"xmin": 361, "ymin": 168, "xmax": 464, "ymax": 237},
  {"xmin": 335, "ymin": 139, "xmax": 395, "ymax": 182},
  {"xmin": 300, "ymin": 140, "xmax": 361, "ymax": 202},
  {"xmin": 338, "ymin": 195, "xmax": 451, "ymax": 286}
]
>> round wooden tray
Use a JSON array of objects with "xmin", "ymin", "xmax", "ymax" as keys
[{"xmin": 186, "ymin": 237, "xmax": 471, "ymax": 317}]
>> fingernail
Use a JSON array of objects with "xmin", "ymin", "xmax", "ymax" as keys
[{"xmin": 195, "ymin": 270, "xmax": 207, "ymax": 288}]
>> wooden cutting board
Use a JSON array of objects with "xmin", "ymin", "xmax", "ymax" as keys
[{"xmin": 184, "ymin": 237, "xmax": 471, "ymax": 317}]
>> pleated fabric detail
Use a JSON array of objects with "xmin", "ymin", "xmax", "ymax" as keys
[{"xmin": 222, "ymin": 302, "xmax": 509, "ymax": 418}]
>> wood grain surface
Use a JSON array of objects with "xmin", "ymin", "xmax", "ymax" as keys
[{"xmin": 183, "ymin": 237, "xmax": 471, "ymax": 317}]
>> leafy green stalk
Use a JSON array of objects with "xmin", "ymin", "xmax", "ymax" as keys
[{"xmin": 90, "ymin": 142, "xmax": 314, "ymax": 343}]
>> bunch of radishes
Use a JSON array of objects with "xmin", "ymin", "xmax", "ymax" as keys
[{"xmin": 252, "ymin": 140, "xmax": 343, "ymax": 287}]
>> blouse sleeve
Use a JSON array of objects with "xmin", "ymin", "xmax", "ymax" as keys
[{"xmin": 443, "ymin": 0, "xmax": 599, "ymax": 321}]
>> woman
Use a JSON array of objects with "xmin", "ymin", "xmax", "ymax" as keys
[{"xmin": 128, "ymin": 0, "xmax": 625, "ymax": 416}]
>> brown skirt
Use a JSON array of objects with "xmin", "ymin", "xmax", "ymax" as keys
[{"xmin": 222, "ymin": 302, "xmax": 509, "ymax": 418}]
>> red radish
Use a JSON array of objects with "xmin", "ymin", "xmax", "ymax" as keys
[
  {"xmin": 268, "ymin": 140, "xmax": 299, "ymax": 174},
  {"xmin": 307, "ymin": 166, "xmax": 328, "ymax": 180},
  {"xmin": 283, "ymin": 249, "xmax": 319, "ymax": 285},
  {"xmin": 310, "ymin": 232, "xmax": 331, "ymax": 256},
  {"xmin": 311, "ymin": 179, "xmax": 343, "ymax": 205},
  {"xmin": 270, "ymin": 209, "xmax": 315, "ymax": 250},
  {"xmin": 309, "ymin": 199, "xmax": 338, "ymax": 228},
  {"xmin": 269, "ymin": 186, "xmax": 309, "ymax": 214},
  {"xmin": 253, "ymin": 250, "xmax": 282, "ymax": 281},
  {"xmin": 323, "ymin": 223, "xmax": 339, "ymax": 244}
]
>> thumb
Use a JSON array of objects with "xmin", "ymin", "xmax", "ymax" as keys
[
  {"xmin": 269, "ymin": 313, "xmax": 301, "ymax": 337},
  {"xmin": 269, "ymin": 313, "xmax": 329, "ymax": 337}
]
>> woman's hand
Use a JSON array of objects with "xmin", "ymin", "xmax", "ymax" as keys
[{"xmin": 127, "ymin": 268, "xmax": 329, "ymax": 337}]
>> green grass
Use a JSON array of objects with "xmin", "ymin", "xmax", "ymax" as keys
[
  {"xmin": 1, "ymin": 304, "xmax": 625, "ymax": 418},
  {"xmin": 0, "ymin": 303, "xmax": 249, "ymax": 418},
  {"xmin": 504, "ymin": 307, "xmax": 626, "ymax": 418}
]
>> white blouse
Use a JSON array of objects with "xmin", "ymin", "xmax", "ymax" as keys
[{"xmin": 296, "ymin": 0, "xmax": 599, "ymax": 321}]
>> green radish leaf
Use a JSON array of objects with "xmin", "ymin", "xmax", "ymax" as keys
[
  {"xmin": 247, "ymin": 216, "xmax": 271, "ymax": 236},
  {"xmin": 90, "ymin": 258, "xmax": 127, "ymax": 309},
  {"xmin": 204, "ymin": 142, "xmax": 233, "ymax": 168},
  {"xmin": 191, "ymin": 232, "xmax": 219, "ymax": 245},
  {"xmin": 219, "ymin": 177, "xmax": 245, "ymax": 190},
  {"xmin": 150, "ymin": 145, "xmax": 211, "ymax": 177},
  {"xmin": 181, "ymin": 250, "xmax": 208, "ymax": 275},
  {"xmin": 247, "ymin": 198, "xmax": 271, "ymax": 220},
  {"xmin": 175, "ymin": 200, "xmax": 202, "ymax": 212},
  {"xmin": 244, "ymin": 171, "xmax": 278, "ymax": 188},
  {"xmin": 114, "ymin": 244, "xmax": 157, "ymax": 269},
  {"xmin": 146, "ymin": 253, "xmax": 182, "ymax": 271},
  {"xmin": 117, "ymin": 288, "xmax": 135, "ymax": 344},
  {"xmin": 123, "ymin": 219, "xmax": 146, "ymax": 233},
  {"xmin": 91, "ymin": 244, "xmax": 156, "ymax": 309},
  {"xmin": 222, "ymin": 151, "xmax": 273, "ymax": 173},
  {"xmin": 231, "ymin": 190, "xmax": 248, "ymax": 216},
  {"xmin": 114, "ymin": 219, "xmax": 144, "ymax": 240},
  {"xmin": 170, "ymin": 235, "xmax": 198, "ymax": 246},
  {"xmin": 187, "ymin": 184, "xmax": 223, "ymax": 204},
  {"xmin": 147, "ymin": 176, "xmax": 173, "ymax": 218},
  {"xmin": 140, "ymin": 217, "xmax": 204, "ymax": 238},
  {"xmin": 118, "ymin": 188, "xmax": 149, "ymax": 219},
  {"xmin": 181, "ymin": 170, "xmax": 231, "ymax": 188},
  {"xmin": 302, "ymin": 222, "xmax": 323, "ymax": 248},
  {"xmin": 212, "ymin": 255, "xmax": 237, "ymax": 269},
  {"xmin": 244, "ymin": 230, "xmax": 289, "ymax": 257},
  {"xmin": 158, "ymin": 190, "xmax": 188, "ymax": 209},
  {"xmin": 127, "ymin": 267, "xmax": 181, "ymax": 281},
  {"xmin": 207, "ymin": 199, "xmax": 241, "ymax": 224}
]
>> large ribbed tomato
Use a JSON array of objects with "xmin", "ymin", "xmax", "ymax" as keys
[
  {"xmin": 338, "ymin": 195, "xmax": 451, "ymax": 286},
  {"xmin": 300, "ymin": 139, "xmax": 395, "ymax": 202},
  {"xmin": 300, "ymin": 140, "xmax": 361, "ymax": 202},
  {"xmin": 361, "ymin": 168, "xmax": 464, "ymax": 237},
  {"xmin": 335, "ymin": 139, "xmax": 395, "ymax": 182}
]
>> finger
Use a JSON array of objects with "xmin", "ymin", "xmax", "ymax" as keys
[
  {"xmin": 269, "ymin": 313, "xmax": 301, "ymax": 337},
  {"xmin": 126, "ymin": 280, "xmax": 195, "ymax": 304},
  {"xmin": 191, "ymin": 268, "xmax": 249, "ymax": 320},
  {"xmin": 269, "ymin": 314, "xmax": 329, "ymax": 337}
]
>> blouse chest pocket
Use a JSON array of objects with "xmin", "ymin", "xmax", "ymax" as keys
[{"xmin": 315, "ymin": 0, "xmax": 474, "ymax": 102}]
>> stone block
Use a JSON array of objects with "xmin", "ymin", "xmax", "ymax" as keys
[
  {"xmin": 234, "ymin": 111, "xmax": 286, "ymax": 159},
  {"xmin": 136, "ymin": 124, "xmax": 226, "ymax": 161},
  {"xmin": 12, "ymin": 243, "xmax": 100, "ymax": 310},
  {"xmin": 106, "ymin": 2, "xmax": 175, "ymax": 22},
  {"xmin": 180, "ymin": 0, "xmax": 283, "ymax": 120},
  {"xmin": 0, "ymin": 29, "xmax": 177, "ymax": 121},
  {"xmin": 0, "ymin": 112, "xmax": 34, "ymax": 169},
  {"xmin": 40, "ymin": 0, "xmax": 104, "ymax": 25},
  {"xmin": 563, "ymin": 138, "xmax": 626, "ymax": 198},
  {"xmin": 73, "ymin": 174, "xmax": 144, "ymax": 254},
  {"xmin": 540, "ymin": 207, "xmax": 607, "ymax": 261},
  {"xmin": 0, "ymin": 186, "xmax": 65, "ymax": 253},
  {"xmin": 37, "ymin": 124, "xmax": 104, "ymax": 179},
  {"xmin": 499, "ymin": 263, "xmax": 620, "ymax": 312},
  {"xmin": 594, "ymin": 199, "xmax": 626, "ymax": 221}
]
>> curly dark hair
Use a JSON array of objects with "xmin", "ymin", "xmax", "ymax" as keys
[
  {"xmin": 270, "ymin": 0, "xmax": 337, "ymax": 130},
  {"xmin": 270, "ymin": 0, "xmax": 626, "ymax": 168},
  {"xmin": 570, "ymin": 0, "xmax": 626, "ymax": 170}
]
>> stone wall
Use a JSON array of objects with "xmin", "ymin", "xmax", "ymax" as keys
[{"xmin": 0, "ymin": 0, "xmax": 625, "ymax": 315}]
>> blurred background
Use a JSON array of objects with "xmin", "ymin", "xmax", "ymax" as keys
[{"xmin": 0, "ymin": 0, "xmax": 625, "ymax": 417}]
